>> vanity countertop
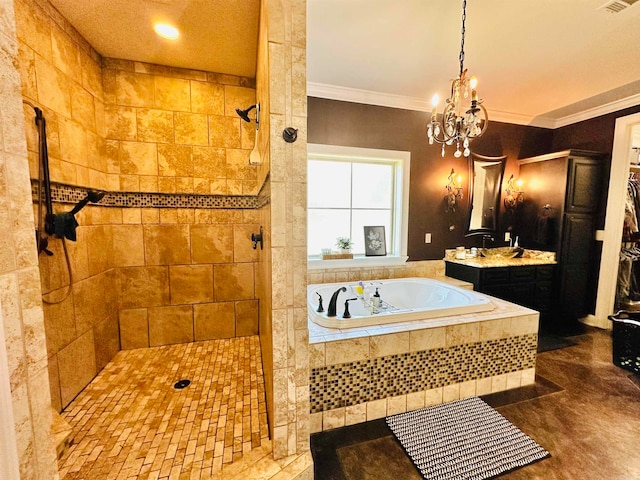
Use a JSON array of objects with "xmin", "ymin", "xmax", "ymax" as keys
[{"xmin": 444, "ymin": 248, "xmax": 557, "ymax": 268}]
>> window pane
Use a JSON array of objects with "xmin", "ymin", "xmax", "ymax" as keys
[
  {"xmin": 351, "ymin": 209, "xmax": 392, "ymax": 255},
  {"xmin": 352, "ymin": 163, "xmax": 393, "ymax": 209},
  {"xmin": 308, "ymin": 209, "xmax": 351, "ymax": 255},
  {"xmin": 308, "ymin": 160, "xmax": 352, "ymax": 208}
]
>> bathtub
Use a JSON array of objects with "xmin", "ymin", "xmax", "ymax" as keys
[{"xmin": 307, "ymin": 277, "xmax": 495, "ymax": 328}]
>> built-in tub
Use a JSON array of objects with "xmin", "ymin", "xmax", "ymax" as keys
[{"xmin": 308, "ymin": 277, "xmax": 495, "ymax": 328}]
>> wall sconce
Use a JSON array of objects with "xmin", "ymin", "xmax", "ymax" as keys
[
  {"xmin": 445, "ymin": 168, "xmax": 464, "ymax": 211},
  {"xmin": 504, "ymin": 175, "xmax": 524, "ymax": 209}
]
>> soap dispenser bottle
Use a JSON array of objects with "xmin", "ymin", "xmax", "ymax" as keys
[{"xmin": 372, "ymin": 288, "xmax": 381, "ymax": 308}]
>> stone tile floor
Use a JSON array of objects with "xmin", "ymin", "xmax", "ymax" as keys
[
  {"xmin": 311, "ymin": 327, "xmax": 640, "ymax": 479},
  {"xmin": 58, "ymin": 336, "xmax": 269, "ymax": 479}
]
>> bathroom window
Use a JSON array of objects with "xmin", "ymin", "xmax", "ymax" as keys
[{"xmin": 307, "ymin": 144, "xmax": 410, "ymax": 259}]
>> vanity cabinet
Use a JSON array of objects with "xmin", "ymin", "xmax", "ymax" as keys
[
  {"xmin": 445, "ymin": 262, "xmax": 555, "ymax": 318},
  {"xmin": 517, "ymin": 150, "xmax": 607, "ymax": 324}
]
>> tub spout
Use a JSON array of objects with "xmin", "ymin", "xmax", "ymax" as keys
[{"xmin": 327, "ymin": 287, "xmax": 347, "ymax": 317}]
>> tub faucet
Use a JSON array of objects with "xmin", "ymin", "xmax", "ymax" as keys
[{"xmin": 327, "ymin": 287, "xmax": 347, "ymax": 317}]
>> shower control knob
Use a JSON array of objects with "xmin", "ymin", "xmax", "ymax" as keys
[{"xmin": 282, "ymin": 127, "xmax": 298, "ymax": 143}]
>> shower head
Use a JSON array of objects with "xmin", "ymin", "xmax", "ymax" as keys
[
  {"xmin": 87, "ymin": 190, "xmax": 106, "ymax": 203},
  {"xmin": 235, "ymin": 104, "xmax": 257, "ymax": 123}
]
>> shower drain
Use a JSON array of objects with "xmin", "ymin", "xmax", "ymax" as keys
[{"xmin": 173, "ymin": 379, "xmax": 191, "ymax": 390}]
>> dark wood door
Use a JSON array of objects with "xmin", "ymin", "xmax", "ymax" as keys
[
  {"xmin": 558, "ymin": 213, "xmax": 595, "ymax": 320},
  {"xmin": 566, "ymin": 157, "xmax": 603, "ymax": 213}
]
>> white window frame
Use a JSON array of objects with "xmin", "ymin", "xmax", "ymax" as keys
[{"xmin": 307, "ymin": 143, "xmax": 410, "ymax": 269}]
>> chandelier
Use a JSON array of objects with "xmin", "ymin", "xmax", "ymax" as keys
[{"xmin": 427, "ymin": 0, "xmax": 488, "ymax": 158}]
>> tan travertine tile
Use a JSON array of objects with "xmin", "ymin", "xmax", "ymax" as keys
[
  {"xmin": 57, "ymin": 331, "xmax": 97, "ymax": 407},
  {"xmin": 213, "ymin": 264, "xmax": 255, "ymax": 302},
  {"xmin": 175, "ymin": 112, "xmax": 209, "ymax": 146},
  {"xmin": 119, "ymin": 141, "xmax": 157, "ymax": 175},
  {"xmin": 148, "ymin": 305, "xmax": 193, "ymax": 346},
  {"xmin": 193, "ymin": 146, "xmax": 226, "ymax": 179},
  {"xmin": 235, "ymin": 300, "xmax": 259, "ymax": 337},
  {"xmin": 119, "ymin": 309, "xmax": 149, "ymax": 349},
  {"xmin": 154, "ymin": 76, "xmax": 190, "ymax": 111},
  {"xmin": 191, "ymin": 224, "xmax": 233, "ymax": 264},
  {"xmin": 136, "ymin": 108, "xmax": 173, "ymax": 143},
  {"xmin": 143, "ymin": 224, "xmax": 191, "ymax": 265},
  {"xmin": 169, "ymin": 265, "xmax": 214, "ymax": 305},
  {"xmin": 59, "ymin": 337, "xmax": 268, "ymax": 479},
  {"xmin": 157, "ymin": 144, "xmax": 193, "ymax": 177},
  {"xmin": 194, "ymin": 302, "xmax": 235, "ymax": 340},
  {"xmin": 190, "ymin": 81, "xmax": 224, "ymax": 115},
  {"xmin": 208, "ymin": 115, "xmax": 241, "ymax": 149}
]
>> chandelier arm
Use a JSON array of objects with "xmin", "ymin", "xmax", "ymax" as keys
[
  {"xmin": 475, "ymin": 103, "xmax": 489, "ymax": 138},
  {"xmin": 441, "ymin": 103, "xmax": 460, "ymax": 143}
]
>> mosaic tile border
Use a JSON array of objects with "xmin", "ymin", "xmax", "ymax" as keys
[
  {"xmin": 309, "ymin": 333, "xmax": 537, "ymax": 413},
  {"xmin": 31, "ymin": 181, "xmax": 261, "ymax": 209}
]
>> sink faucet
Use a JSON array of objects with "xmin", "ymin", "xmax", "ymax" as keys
[
  {"xmin": 482, "ymin": 234, "xmax": 494, "ymax": 250},
  {"xmin": 327, "ymin": 287, "xmax": 347, "ymax": 317}
]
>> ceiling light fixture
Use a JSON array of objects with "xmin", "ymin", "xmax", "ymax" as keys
[
  {"xmin": 427, "ymin": 0, "xmax": 488, "ymax": 158},
  {"xmin": 154, "ymin": 23, "xmax": 179, "ymax": 40}
]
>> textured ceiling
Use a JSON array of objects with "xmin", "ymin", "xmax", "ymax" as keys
[
  {"xmin": 47, "ymin": 0, "xmax": 640, "ymax": 125},
  {"xmin": 48, "ymin": 0, "xmax": 260, "ymax": 78}
]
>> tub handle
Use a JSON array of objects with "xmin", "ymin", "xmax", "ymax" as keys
[
  {"xmin": 342, "ymin": 298, "xmax": 358, "ymax": 319},
  {"xmin": 316, "ymin": 293, "xmax": 324, "ymax": 313}
]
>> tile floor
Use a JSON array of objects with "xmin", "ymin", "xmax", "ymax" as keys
[
  {"xmin": 311, "ymin": 326, "xmax": 640, "ymax": 480},
  {"xmin": 58, "ymin": 336, "xmax": 269, "ymax": 479}
]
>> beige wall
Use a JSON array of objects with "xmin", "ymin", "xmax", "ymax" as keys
[{"xmin": 0, "ymin": 0, "xmax": 59, "ymax": 477}]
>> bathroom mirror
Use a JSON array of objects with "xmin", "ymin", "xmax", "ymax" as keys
[{"xmin": 465, "ymin": 153, "xmax": 506, "ymax": 237}]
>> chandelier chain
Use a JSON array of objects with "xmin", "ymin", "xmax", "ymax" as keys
[{"xmin": 459, "ymin": 0, "xmax": 467, "ymax": 78}]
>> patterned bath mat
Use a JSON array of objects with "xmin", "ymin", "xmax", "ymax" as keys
[{"xmin": 386, "ymin": 396, "xmax": 549, "ymax": 480}]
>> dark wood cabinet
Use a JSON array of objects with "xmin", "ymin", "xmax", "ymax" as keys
[
  {"xmin": 445, "ymin": 262, "xmax": 555, "ymax": 318},
  {"xmin": 517, "ymin": 149, "xmax": 607, "ymax": 325}
]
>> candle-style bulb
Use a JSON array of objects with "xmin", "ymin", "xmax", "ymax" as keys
[
  {"xmin": 470, "ymin": 76, "xmax": 478, "ymax": 101},
  {"xmin": 431, "ymin": 93, "xmax": 439, "ymax": 119}
]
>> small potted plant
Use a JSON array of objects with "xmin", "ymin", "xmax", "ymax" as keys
[{"xmin": 336, "ymin": 237, "xmax": 353, "ymax": 253}]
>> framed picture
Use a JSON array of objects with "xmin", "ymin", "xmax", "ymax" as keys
[{"xmin": 364, "ymin": 226, "xmax": 386, "ymax": 256}]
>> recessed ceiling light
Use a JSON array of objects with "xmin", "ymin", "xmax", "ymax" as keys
[{"xmin": 154, "ymin": 23, "xmax": 179, "ymax": 40}]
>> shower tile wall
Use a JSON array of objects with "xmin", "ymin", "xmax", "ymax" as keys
[
  {"xmin": 16, "ymin": 0, "xmax": 262, "ymax": 412},
  {"xmin": 256, "ymin": 0, "xmax": 310, "ymax": 460},
  {"xmin": 0, "ymin": 1, "xmax": 59, "ymax": 478}
]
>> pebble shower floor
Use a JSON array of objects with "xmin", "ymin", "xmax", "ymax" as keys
[{"xmin": 58, "ymin": 336, "xmax": 269, "ymax": 479}]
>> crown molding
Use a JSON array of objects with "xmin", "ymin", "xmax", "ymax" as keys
[
  {"xmin": 552, "ymin": 93, "xmax": 640, "ymax": 128},
  {"xmin": 307, "ymin": 82, "xmax": 640, "ymax": 130},
  {"xmin": 307, "ymin": 82, "xmax": 431, "ymax": 112},
  {"xmin": 488, "ymin": 111, "xmax": 557, "ymax": 129}
]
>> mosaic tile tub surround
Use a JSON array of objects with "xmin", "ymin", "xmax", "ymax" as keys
[{"xmin": 309, "ymin": 295, "xmax": 539, "ymax": 432}]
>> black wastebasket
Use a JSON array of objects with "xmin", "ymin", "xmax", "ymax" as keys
[{"xmin": 608, "ymin": 311, "xmax": 640, "ymax": 374}]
